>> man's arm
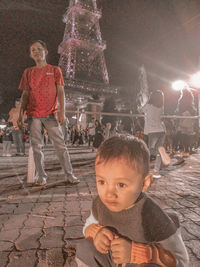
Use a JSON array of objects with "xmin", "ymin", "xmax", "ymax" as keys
[
  {"xmin": 17, "ymin": 90, "xmax": 29, "ymax": 129},
  {"xmin": 57, "ymin": 84, "xmax": 66, "ymax": 125}
]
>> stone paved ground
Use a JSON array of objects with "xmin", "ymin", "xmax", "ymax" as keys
[{"xmin": 0, "ymin": 143, "xmax": 200, "ymax": 267}]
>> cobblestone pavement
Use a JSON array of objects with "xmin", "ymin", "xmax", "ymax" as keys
[{"xmin": 0, "ymin": 144, "xmax": 200, "ymax": 267}]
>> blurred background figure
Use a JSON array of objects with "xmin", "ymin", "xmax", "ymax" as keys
[
  {"xmin": 139, "ymin": 90, "xmax": 170, "ymax": 179},
  {"xmin": 8, "ymin": 99, "xmax": 26, "ymax": 156},
  {"xmin": 0, "ymin": 128, "xmax": 3, "ymax": 144},
  {"xmin": 93, "ymin": 119, "xmax": 104, "ymax": 149},
  {"xmin": 72, "ymin": 124, "xmax": 84, "ymax": 146},
  {"xmin": 61, "ymin": 117, "xmax": 69, "ymax": 144},
  {"xmin": 163, "ymin": 118, "xmax": 175, "ymax": 156},
  {"xmin": 42, "ymin": 127, "xmax": 49, "ymax": 146},
  {"xmin": 175, "ymin": 88, "xmax": 197, "ymax": 157},
  {"xmin": 104, "ymin": 122, "xmax": 112, "ymax": 140},
  {"xmin": 2, "ymin": 122, "xmax": 13, "ymax": 157},
  {"xmin": 177, "ymin": 110, "xmax": 196, "ymax": 157},
  {"xmin": 87, "ymin": 117, "xmax": 95, "ymax": 148},
  {"xmin": 134, "ymin": 116, "xmax": 145, "ymax": 141}
]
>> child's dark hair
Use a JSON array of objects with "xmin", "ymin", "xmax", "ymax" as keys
[
  {"xmin": 29, "ymin": 40, "xmax": 47, "ymax": 50},
  {"xmin": 148, "ymin": 90, "xmax": 164, "ymax": 108},
  {"xmin": 95, "ymin": 135, "xmax": 150, "ymax": 178}
]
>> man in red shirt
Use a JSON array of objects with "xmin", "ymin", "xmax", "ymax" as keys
[{"xmin": 17, "ymin": 40, "xmax": 80, "ymax": 185}]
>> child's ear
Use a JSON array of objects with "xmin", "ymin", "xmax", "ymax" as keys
[{"xmin": 142, "ymin": 174, "xmax": 152, "ymax": 192}]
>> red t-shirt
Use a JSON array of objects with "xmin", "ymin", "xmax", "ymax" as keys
[{"xmin": 19, "ymin": 64, "xmax": 64, "ymax": 117}]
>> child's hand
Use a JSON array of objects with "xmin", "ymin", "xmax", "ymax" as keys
[
  {"xmin": 111, "ymin": 237, "xmax": 132, "ymax": 264},
  {"xmin": 94, "ymin": 227, "xmax": 114, "ymax": 254}
]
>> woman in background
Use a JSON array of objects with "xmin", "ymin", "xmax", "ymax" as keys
[{"xmin": 139, "ymin": 90, "xmax": 170, "ymax": 179}]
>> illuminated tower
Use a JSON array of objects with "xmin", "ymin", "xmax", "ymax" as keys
[{"xmin": 58, "ymin": 0, "xmax": 112, "ymax": 94}]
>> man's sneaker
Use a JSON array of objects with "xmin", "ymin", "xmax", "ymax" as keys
[
  {"xmin": 35, "ymin": 178, "xmax": 47, "ymax": 186},
  {"xmin": 152, "ymin": 171, "xmax": 161, "ymax": 179},
  {"xmin": 68, "ymin": 176, "xmax": 80, "ymax": 184}
]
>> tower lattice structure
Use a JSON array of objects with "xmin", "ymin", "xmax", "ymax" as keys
[{"xmin": 58, "ymin": 0, "xmax": 114, "ymax": 95}]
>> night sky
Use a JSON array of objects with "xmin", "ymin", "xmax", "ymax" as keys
[{"xmin": 1, "ymin": 0, "xmax": 200, "ymax": 115}]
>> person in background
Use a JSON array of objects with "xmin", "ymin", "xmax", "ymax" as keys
[
  {"xmin": 72, "ymin": 124, "xmax": 84, "ymax": 146},
  {"xmin": 61, "ymin": 117, "xmax": 69, "ymax": 144},
  {"xmin": 93, "ymin": 119, "xmax": 104, "ymax": 150},
  {"xmin": 23, "ymin": 127, "xmax": 29, "ymax": 143},
  {"xmin": 175, "ymin": 89, "xmax": 197, "ymax": 157},
  {"xmin": 17, "ymin": 40, "xmax": 80, "ymax": 186},
  {"xmin": 42, "ymin": 127, "xmax": 48, "ymax": 146},
  {"xmin": 134, "ymin": 117, "xmax": 145, "ymax": 142},
  {"xmin": 139, "ymin": 90, "xmax": 170, "ymax": 179},
  {"xmin": 88, "ymin": 117, "xmax": 95, "ymax": 148},
  {"xmin": 70, "ymin": 125, "xmax": 76, "ymax": 145},
  {"xmin": 2, "ymin": 122, "xmax": 13, "ymax": 157},
  {"xmin": 178, "ymin": 110, "xmax": 196, "ymax": 157},
  {"xmin": 9, "ymin": 99, "xmax": 26, "ymax": 156},
  {"xmin": 0, "ymin": 128, "xmax": 3, "ymax": 143},
  {"xmin": 103, "ymin": 122, "xmax": 112, "ymax": 140},
  {"xmin": 163, "ymin": 118, "xmax": 175, "ymax": 156}
]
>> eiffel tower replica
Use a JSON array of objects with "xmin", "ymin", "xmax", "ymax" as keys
[{"xmin": 58, "ymin": 0, "xmax": 118, "ymax": 102}]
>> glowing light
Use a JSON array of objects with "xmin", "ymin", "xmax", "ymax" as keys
[
  {"xmin": 190, "ymin": 72, "xmax": 200, "ymax": 89},
  {"xmin": 172, "ymin": 80, "xmax": 188, "ymax": 91},
  {"xmin": 0, "ymin": 124, "xmax": 6, "ymax": 129}
]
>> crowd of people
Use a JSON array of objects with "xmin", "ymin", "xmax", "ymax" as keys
[
  {"xmin": 1, "ymin": 101, "xmax": 199, "ymax": 163},
  {"xmin": 0, "ymin": 121, "xmax": 28, "ymax": 157},
  {"xmin": 1, "ymin": 109, "xmax": 198, "ymax": 159}
]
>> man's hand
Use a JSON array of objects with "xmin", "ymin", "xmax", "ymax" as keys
[
  {"xmin": 57, "ymin": 111, "xmax": 66, "ymax": 125},
  {"xmin": 93, "ymin": 227, "xmax": 115, "ymax": 254},
  {"xmin": 111, "ymin": 237, "xmax": 132, "ymax": 264}
]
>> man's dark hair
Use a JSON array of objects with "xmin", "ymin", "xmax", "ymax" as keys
[
  {"xmin": 29, "ymin": 40, "xmax": 48, "ymax": 50},
  {"xmin": 96, "ymin": 135, "xmax": 150, "ymax": 178}
]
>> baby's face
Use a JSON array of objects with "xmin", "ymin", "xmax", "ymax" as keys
[{"xmin": 95, "ymin": 158, "xmax": 146, "ymax": 212}]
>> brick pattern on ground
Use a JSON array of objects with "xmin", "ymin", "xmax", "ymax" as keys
[{"xmin": 0, "ymin": 144, "xmax": 200, "ymax": 266}]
